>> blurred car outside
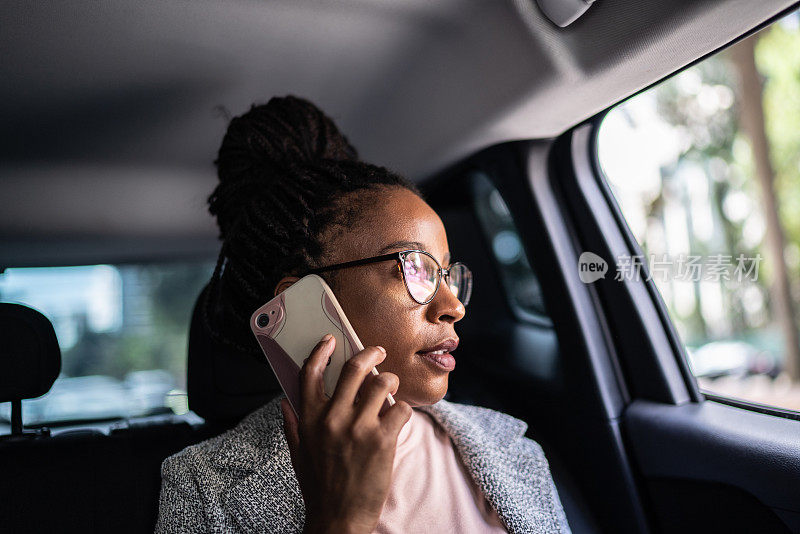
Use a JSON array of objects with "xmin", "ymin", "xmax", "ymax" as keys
[
  {"xmin": 0, "ymin": 370, "xmax": 186, "ymax": 427},
  {"xmin": 686, "ymin": 340, "xmax": 781, "ymax": 379}
]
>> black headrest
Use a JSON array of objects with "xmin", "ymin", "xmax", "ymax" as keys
[
  {"xmin": 0, "ymin": 303, "xmax": 61, "ymax": 402},
  {"xmin": 187, "ymin": 284, "xmax": 281, "ymax": 425}
]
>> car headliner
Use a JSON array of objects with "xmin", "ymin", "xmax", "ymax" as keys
[{"xmin": 0, "ymin": 0, "xmax": 796, "ymax": 266}]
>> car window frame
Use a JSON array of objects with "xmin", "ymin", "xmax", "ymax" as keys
[{"xmin": 579, "ymin": 2, "xmax": 800, "ymax": 421}]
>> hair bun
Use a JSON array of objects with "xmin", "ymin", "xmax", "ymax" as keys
[
  {"xmin": 211, "ymin": 95, "xmax": 359, "ymax": 239},
  {"xmin": 222, "ymin": 94, "xmax": 358, "ymax": 171}
]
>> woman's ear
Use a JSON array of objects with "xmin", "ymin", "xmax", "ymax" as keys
[{"xmin": 274, "ymin": 276, "xmax": 301, "ymax": 297}]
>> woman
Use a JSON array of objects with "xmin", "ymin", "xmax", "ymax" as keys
[{"xmin": 156, "ymin": 95, "xmax": 571, "ymax": 533}]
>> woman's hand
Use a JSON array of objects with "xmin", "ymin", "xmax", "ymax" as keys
[{"xmin": 280, "ymin": 334, "xmax": 413, "ymax": 534}]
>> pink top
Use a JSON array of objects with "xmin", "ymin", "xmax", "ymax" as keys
[{"xmin": 374, "ymin": 408, "xmax": 509, "ymax": 534}]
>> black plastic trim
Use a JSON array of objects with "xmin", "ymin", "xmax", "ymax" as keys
[
  {"xmin": 624, "ymin": 399, "xmax": 800, "ymax": 516},
  {"xmin": 550, "ymin": 124, "xmax": 695, "ymax": 405},
  {"xmin": 586, "ymin": 2, "xmax": 800, "ymax": 126},
  {"xmin": 583, "ymin": 118, "xmax": 703, "ymax": 403},
  {"xmin": 702, "ymin": 391, "xmax": 800, "ymax": 422}
]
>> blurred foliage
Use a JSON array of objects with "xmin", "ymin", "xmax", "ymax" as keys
[
  {"xmin": 649, "ymin": 53, "xmax": 759, "ymax": 345},
  {"xmin": 757, "ymin": 20, "xmax": 800, "ymax": 260},
  {"xmin": 601, "ymin": 12, "xmax": 800, "ymax": 354},
  {"xmin": 61, "ymin": 262, "xmax": 213, "ymax": 388}
]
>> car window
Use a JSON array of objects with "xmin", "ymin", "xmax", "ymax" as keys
[
  {"xmin": 0, "ymin": 261, "xmax": 213, "ymax": 430},
  {"xmin": 597, "ymin": 9, "xmax": 800, "ymax": 413},
  {"xmin": 470, "ymin": 170, "xmax": 551, "ymax": 325}
]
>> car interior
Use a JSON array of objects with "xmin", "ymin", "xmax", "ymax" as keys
[{"xmin": 2, "ymin": 1, "xmax": 800, "ymax": 533}]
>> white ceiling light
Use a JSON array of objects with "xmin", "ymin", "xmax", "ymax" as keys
[{"xmin": 535, "ymin": 0, "xmax": 596, "ymax": 27}]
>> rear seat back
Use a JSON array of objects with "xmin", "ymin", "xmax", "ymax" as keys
[
  {"xmin": 187, "ymin": 283, "xmax": 281, "ymax": 425},
  {"xmin": 0, "ymin": 302, "xmax": 218, "ymax": 533},
  {"xmin": 0, "ymin": 302, "xmax": 60, "ymax": 437}
]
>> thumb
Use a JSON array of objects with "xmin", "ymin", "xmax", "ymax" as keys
[{"xmin": 280, "ymin": 398, "xmax": 301, "ymax": 467}]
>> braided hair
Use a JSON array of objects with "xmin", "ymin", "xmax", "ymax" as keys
[{"xmin": 204, "ymin": 95, "xmax": 422, "ymax": 356}]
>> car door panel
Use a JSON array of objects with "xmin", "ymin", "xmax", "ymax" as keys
[
  {"xmin": 626, "ymin": 400, "xmax": 800, "ymax": 532},
  {"xmin": 552, "ymin": 120, "xmax": 800, "ymax": 533}
]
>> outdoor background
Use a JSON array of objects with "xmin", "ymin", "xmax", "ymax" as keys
[
  {"xmin": 0, "ymin": 262, "xmax": 213, "ymax": 427},
  {"xmin": 598, "ymin": 9, "xmax": 800, "ymax": 412}
]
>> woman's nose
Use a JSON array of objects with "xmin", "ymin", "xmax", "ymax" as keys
[{"xmin": 426, "ymin": 281, "xmax": 466, "ymax": 323}]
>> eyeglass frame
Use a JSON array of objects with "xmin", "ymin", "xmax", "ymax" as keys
[{"xmin": 299, "ymin": 249, "xmax": 472, "ymax": 306}]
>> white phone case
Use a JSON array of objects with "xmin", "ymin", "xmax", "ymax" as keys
[{"xmin": 250, "ymin": 274, "xmax": 394, "ymax": 417}]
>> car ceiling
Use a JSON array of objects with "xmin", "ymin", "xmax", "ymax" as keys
[{"xmin": 1, "ymin": 0, "xmax": 796, "ymax": 266}]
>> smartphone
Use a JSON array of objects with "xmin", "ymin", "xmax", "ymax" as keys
[{"xmin": 250, "ymin": 274, "xmax": 395, "ymax": 419}]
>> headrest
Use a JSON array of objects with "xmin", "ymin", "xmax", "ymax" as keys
[
  {"xmin": 187, "ymin": 284, "xmax": 281, "ymax": 425},
  {"xmin": 0, "ymin": 303, "xmax": 61, "ymax": 402}
]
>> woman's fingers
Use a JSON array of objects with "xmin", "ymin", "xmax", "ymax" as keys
[
  {"xmin": 288, "ymin": 340, "xmax": 411, "ymax": 531},
  {"xmin": 354, "ymin": 371, "xmax": 399, "ymax": 423},
  {"xmin": 329, "ymin": 346, "xmax": 387, "ymax": 412},
  {"xmin": 299, "ymin": 335, "xmax": 336, "ymax": 420},
  {"xmin": 381, "ymin": 400, "xmax": 413, "ymax": 437}
]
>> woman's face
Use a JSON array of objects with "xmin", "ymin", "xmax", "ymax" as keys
[{"xmin": 276, "ymin": 186, "xmax": 466, "ymax": 407}]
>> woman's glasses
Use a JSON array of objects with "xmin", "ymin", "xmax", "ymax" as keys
[{"xmin": 301, "ymin": 249, "xmax": 473, "ymax": 306}]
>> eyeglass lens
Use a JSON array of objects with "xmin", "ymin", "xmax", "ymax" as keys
[
  {"xmin": 401, "ymin": 251, "xmax": 472, "ymax": 305},
  {"xmin": 447, "ymin": 264, "xmax": 470, "ymax": 304}
]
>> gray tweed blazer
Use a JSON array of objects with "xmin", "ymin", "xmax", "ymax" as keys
[{"xmin": 156, "ymin": 394, "xmax": 571, "ymax": 533}]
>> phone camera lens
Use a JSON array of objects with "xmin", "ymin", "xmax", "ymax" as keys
[{"xmin": 256, "ymin": 313, "xmax": 270, "ymax": 327}]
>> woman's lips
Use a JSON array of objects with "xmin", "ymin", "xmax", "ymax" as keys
[
  {"xmin": 417, "ymin": 350, "xmax": 456, "ymax": 371},
  {"xmin": 416, "ymin": 338, "xmax": 458, "ymax": 371}
]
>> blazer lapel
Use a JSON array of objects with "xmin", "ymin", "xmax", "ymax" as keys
[{"xmin": 417, "ymin": 400, "xmax": 568, "ymax": 533}]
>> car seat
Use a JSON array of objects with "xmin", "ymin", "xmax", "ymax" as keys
[
  {"xmin": 187, "ymin": 283, "xmax": 282, "ymax": 429},
  {"xmin": 0, "ymin": 302, "xmax": 218, "ymax": 532}
]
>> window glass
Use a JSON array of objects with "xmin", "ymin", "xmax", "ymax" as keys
[
  {"xmin": 597, "ymin": 10, "xmax": 800, "ymax": 412},
  {"xmin": 0, "ymin": 261, "xmax": 213, "ymax": 431},
  {"xmin": 471, "ymin": 171, "xmax": 550, "ymax": 323}
]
